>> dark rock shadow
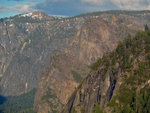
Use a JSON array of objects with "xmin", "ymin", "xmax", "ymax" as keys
[
  {"xmin": 0, "ymin": 95, "xmax": 6, "ymax": 105},
  {"xmin": 0, "ymin": 95, "xmax": 6, "ymax": 113}
]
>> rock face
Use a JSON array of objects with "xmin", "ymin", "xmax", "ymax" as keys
[
  {"xmin": 62, "ymin": 64, "xmax": 119, "ymax": 113},
  {"xmin": 34, "ymin": 11, "xmax": 150, "ymax": 113},
  {"xmin": 0, "ymin": 11, "xmax": 85, "ymax": 96},
  {"xmin": 0, "ymin": 10, "xmax": 150, "ymax": 113},
  {"xmin": 62, "ymin": 27, "xmax": 150, "ymax": 113}
]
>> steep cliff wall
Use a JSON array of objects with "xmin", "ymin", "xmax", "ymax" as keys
[
  {"xmin": 34, "ymin": 11, "xmax": 150, "ymax": 113},
  {"xmin": 62, "ymin": 29, "xmax": 150, "ymax": 113},
  {"xmin": 0, "ymin": 11, "xmax": 85, "ymax": 96}
]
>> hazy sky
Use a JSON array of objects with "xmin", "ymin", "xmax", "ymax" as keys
[{"xmin": 0, "ymin": 0, "xmax": 150, "ymax": 18}]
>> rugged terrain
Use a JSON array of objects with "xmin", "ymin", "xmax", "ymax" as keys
[
  {"xmin": 62, "ymin": 26, "xmax": 150, "ymax": 113},
  {"xmin": 34, "ymin": 11, "xmax": 150, "ymax": 113},
  {"xmin": 0, "ymin": 11, "xmax": 85, "ymax": 96},
  {"xmin": 0, "ymin": 10, "xmax": 150, "ymax": 113}
]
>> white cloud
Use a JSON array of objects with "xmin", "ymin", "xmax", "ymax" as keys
[
  {"xmin": 11, "ymin": 4, "xmax": 34, "ymax": 12},
  {"xmin": 112, "ymin": 0, "xmax": 150, "ymax": 10},
  {"xmin": 1, "ymin": 0, "xmax": 150, "ymax": 17},
  {"xmin": 46, "ymin": 0, "xmax": 67, "ymax": 2},
  {"xmin": 0, "ymin": 4, "xmax": 35, "ymax": 13},
  {"xmin": 81, "ymin": 0, "xmax": 150, "ymax": 10},
  {"xmin": 0, "ymin": 5, "xmax": 8, "ymax": 12},
  {"xmin": 81, "ymin": 0, "xmax": 105, "ymax": 5}
]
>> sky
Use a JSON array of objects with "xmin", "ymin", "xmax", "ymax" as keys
[{"xmin": 0, "ymin": 0, "xmax": 150, "ymax": 18}]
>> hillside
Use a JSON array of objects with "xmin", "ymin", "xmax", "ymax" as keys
[
  {"xmin": 0, "ymin": 10, "xmax": 150, "ymax": 113},
  {"xmin": 62, "ymin": 27, "xmax": 150, "ymax": 113},
  {"xmin": 0, "ymin": 89, "xmax": 36, "ymax": 113},
  {"xmin": 34, "ymin": 11, "xmax": 150, "ymax": 113},
  {"xmin": 0, "ymin": 11, "xmax": 85, "ymax": 96}
]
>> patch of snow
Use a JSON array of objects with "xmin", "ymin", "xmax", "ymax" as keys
[
  {"xmin": 32, "ymin": 14, "xmax": 42, "ymax": 19},
  {"xmin": 20, "ymin": 12, "xmax": 45, "ymax": 20},
  {"xmin": 21, "ymin": 12, "xmax": 33, "ymax": 17},
  {"xmin": 9, "ymin": 24, "xmax": 13, "ymax": 27},
  {"xmin": 26, "ymin": 29, "xmax": 29, "ymax": 32},
  {"xmin": 95, "ymin": 16, "xmax": 99, "ymax": 18}
]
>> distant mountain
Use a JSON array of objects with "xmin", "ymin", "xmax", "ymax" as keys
[
  {"xmin": 0, "ymin": 11, "xmax": 85, "ymax": 96},
  {"xmin": 34, "ymin": 11, "xmax": 150, "ymax": 113},
  {"xmin": 0, "ymin": 10, "xmax": 150, "ymax": 113},
  {"xmin": 62, "ymin": 26, "xmax": 150, "ymax": 113}
]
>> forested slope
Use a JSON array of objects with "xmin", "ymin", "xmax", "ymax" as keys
[{"xmin": 62, "ymin": 26, "xmax": 150, "ymax": 113}]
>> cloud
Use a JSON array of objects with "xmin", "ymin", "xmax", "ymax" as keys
[
  {"xmin": 46, "ymin": 0, "xmax": 67, "ymax": 1},
  {"xmin": 1, "ymin": 0, "xmax": 150, "ymax": 17},
  {"xmin": 81, "ymin": 0, "xmax": 105, "ymax": 5},
  {"xmin": 35, "ymin": 0, "xmax": 119, "ymax": 16},
  {"xmin": 12, "ymin": 4, "xmax": 35, "ymax": 12},
  {"xmin": 7, "ymin": 0, "xmax": 25, "ymax": 1},
  {"xmin": 35, "ymin": 0, "xmax": 150, "ymax": 17},
  {"xmin": 35, "ymin": 0, "xmax": 85, "ymax": 16},
  {"xmin": 0, "ymin": 5, "xmax": 8, "ymax": 12},
  {"xmin": 81, "ymin": 0, "xmax": 150, "ymax": 10},
  {"xmin": 0, "ymin": 4, "xmax": 35, "ymax": 13},
  {"xmin": 111, "ymin": 0, "xmax": 150, "ymax": 10}
]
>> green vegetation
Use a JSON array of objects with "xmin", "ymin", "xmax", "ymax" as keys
[
  {"xmin": 89, "ymin": 26, "xmax": 150, "ymax": 113},
  {"xmin": 93, "ymin": 104, "xmax": 105, "ymax": 113},
  {"xmin": 90, "ymin": 58, "xmax": 102, "ymax": 70},
  {"xmin": 91, "ymin": 25, "xmax": 150, "ymax": 72},
  {"xmin": 145, "ymin": 24, "xmax": 149, "ymax": 32},
  {"xmin": 0, "ymin": 89, "xmax": 36, "ymax": 113},
  {"xmin": 71, "ymin": 70, "xmax": 83, "ymax": 83},
  {"xmin": 80, "ymin": 108, "xmax": 85, "ymax": 113},
  {"xmin": 71, "ymin": 107, "xmax": 77, "ymax": 113},
  {"xmin": 42, "ymin": 88, "xmax": 57, "ymax": 101},
  {"xmin": 41, "ymin": 88, "xmax": 60, "ymax": 113},
  {"xmin": 108, "ymin": 87, "xmax": 150, "ymax": 113}
]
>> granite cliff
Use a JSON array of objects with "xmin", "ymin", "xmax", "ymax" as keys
[
  {"xmin": 34, "ymin": 11, "xmax": 150, "ymax": 113},
  {"xmin": 62, "ymin": 26, "xmax": 150, "ymax": 113},
  {"xmin": 0, "ymin": 10, "xmax": 150, "ymax": 113},
  {"xmin": 0, "ymin": 11, "xmax": 85, "ymax": 96}
]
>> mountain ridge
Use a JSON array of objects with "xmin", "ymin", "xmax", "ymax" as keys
[
  {"xmin": 33, "ymin": 11, "xmax": 150, "ymax": 113},
  {"xmin": 62, "ymin": 28, "xmax": 150, "ymax": 113},
  {"xmin": 0, "ymin": 10, "xmax": 150, "ymax": 113},
  {"xmin": 0, "ymin": 10, "xmax": 85, "ymax": 96}
]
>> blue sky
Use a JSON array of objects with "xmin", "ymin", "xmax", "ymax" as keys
[{"xmin": 0, "ymin": 0, "xmax": 150, "ymax": 18}]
